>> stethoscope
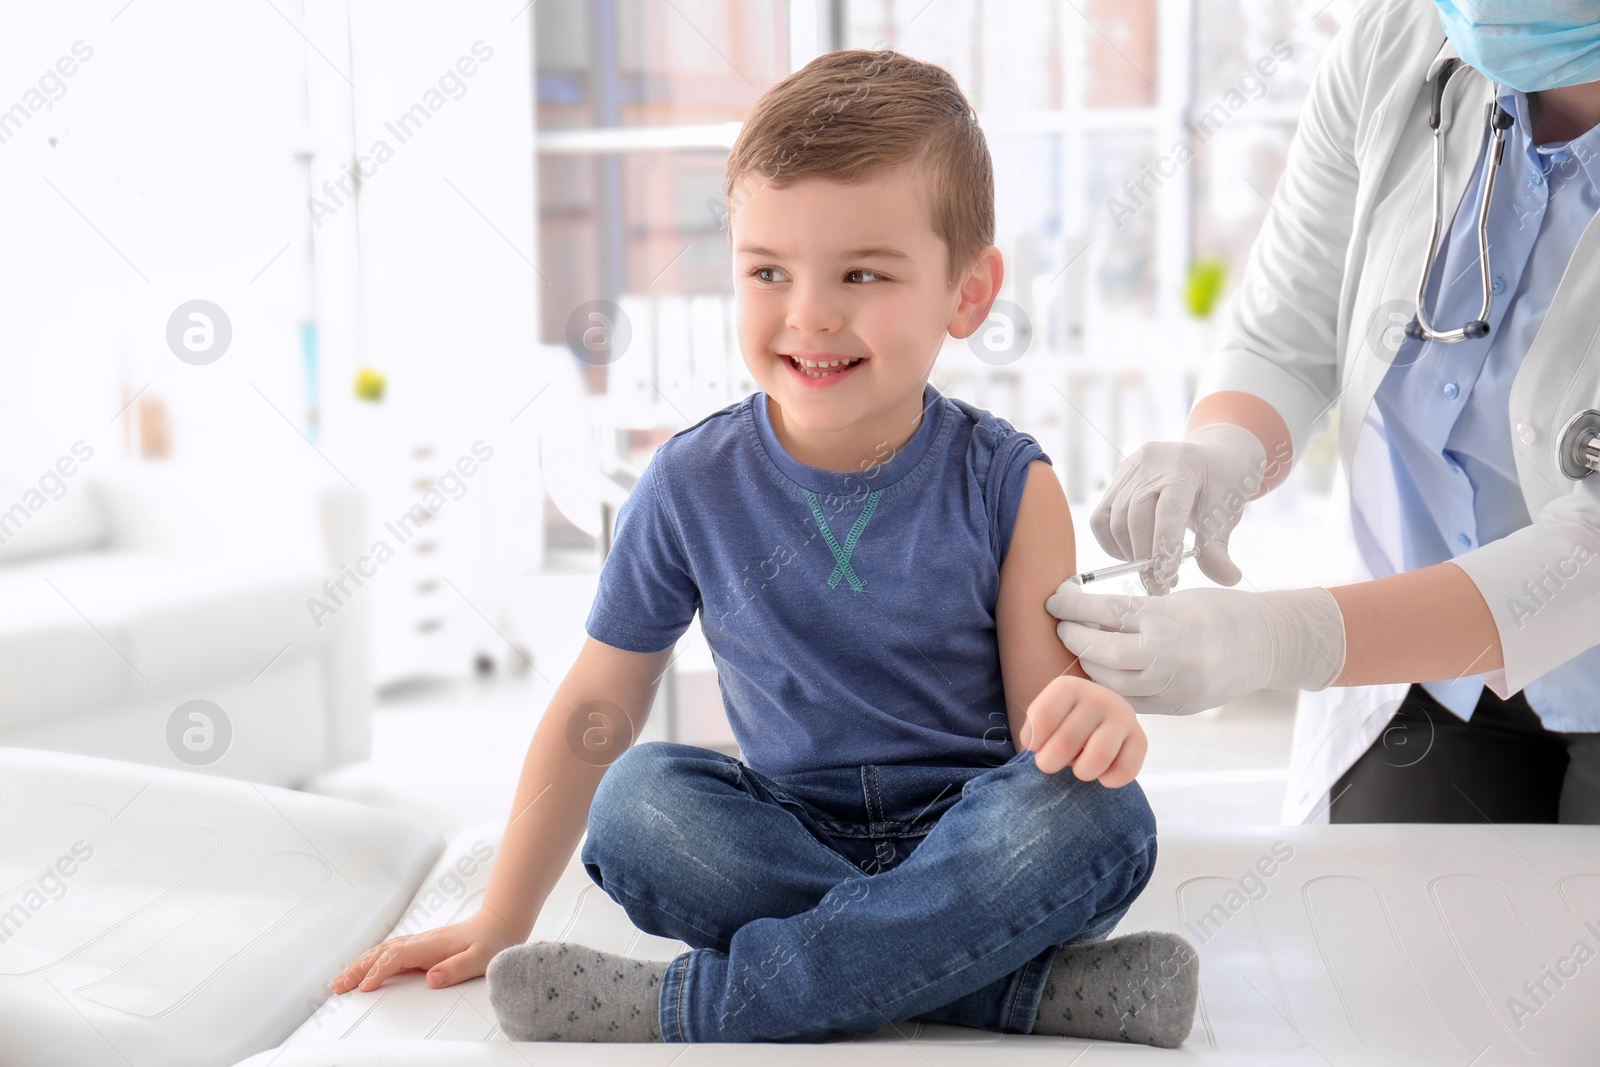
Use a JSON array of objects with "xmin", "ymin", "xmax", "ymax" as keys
[
  {"xmin": 1407, "ymin": 57, "xmax": 1600, "ymax": 480},
  {"xmin": 1404, "ymin": 57, "xmax": 1512, "ymax": 345},
  {"xmin": 1558, "ymin": 409, "xmax": 1600, "ymax": 480}
]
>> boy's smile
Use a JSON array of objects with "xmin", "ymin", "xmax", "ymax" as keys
[
  {"xmin": 779, "ymin": 352, "xmax": 866, "ymax": 383},
  {"xmin": 730, "ymin": 162, "xmax": 1002, "ymax": 474}
]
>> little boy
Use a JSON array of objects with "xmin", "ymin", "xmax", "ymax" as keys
[{"xmin": 330, "ymin": 48, "xmax": 1198, "ymax": 1046}]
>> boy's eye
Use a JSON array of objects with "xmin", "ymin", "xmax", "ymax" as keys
[{"xmin": 745, "ymin": 267, "xmax": 887, "ymax": 284}]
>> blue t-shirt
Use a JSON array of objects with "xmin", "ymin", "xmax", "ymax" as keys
[{"xmin": 585, "ymin": 383, "xmax": 1050, "ymax": 777}]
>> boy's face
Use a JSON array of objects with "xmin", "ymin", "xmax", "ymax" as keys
[{"xmin": 730, "ymin": 163, "xmax": 999, "ymax": 436}]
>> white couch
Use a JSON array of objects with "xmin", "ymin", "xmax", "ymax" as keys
[{"xmin": 0, "ymin": 458, "xmax": 371, "ymax": 786}]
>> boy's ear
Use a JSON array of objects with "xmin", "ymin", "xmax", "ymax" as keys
[{"xmin": 946, "ymin": 245, "xmax": 1004, "ymax": 340}]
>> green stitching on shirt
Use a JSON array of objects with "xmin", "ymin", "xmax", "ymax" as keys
[{"xmin": 803, "ymin": 489, "xmax": 883, "ymax": 591}]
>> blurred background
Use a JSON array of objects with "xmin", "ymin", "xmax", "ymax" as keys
[{"xmin": 0, "ymin": 0, "xmax": 1363, "ymax": 834}]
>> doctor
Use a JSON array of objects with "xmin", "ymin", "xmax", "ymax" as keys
[{"xmin": 1047, "ymin": 0, "xmax": 1600, "ymax": 825}]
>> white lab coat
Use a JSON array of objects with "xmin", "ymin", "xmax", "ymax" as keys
[{"xmin": 1196, "ymin": 0, "xmax": 1600, "ymax": 823}]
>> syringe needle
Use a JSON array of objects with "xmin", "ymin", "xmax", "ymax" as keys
[{"xmin": 1067, "ymin": 547, "xmax": 1199, "ymax": 586}]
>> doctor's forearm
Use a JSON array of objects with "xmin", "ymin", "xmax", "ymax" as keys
[
  {"xmin": 1327, "ymin": 562, "xmax": 1504, "ymax": 686},
  {"xmin": 1188, "ymin": 391, "xmax": 1296, "ymax": 497}
]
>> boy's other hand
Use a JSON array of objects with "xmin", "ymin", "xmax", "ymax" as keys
[
  {"xmin": 329, "ymin": 908, "xmax": 526, "ymax": 994},
  {"xmin": 1020, "ymin": 675, "xmax": 1147, "ymax": 786}
]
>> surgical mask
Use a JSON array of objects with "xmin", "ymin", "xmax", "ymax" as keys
[{"xmin": 1433, "ymin": 2, "xmax": 1600, "ymax": 92}]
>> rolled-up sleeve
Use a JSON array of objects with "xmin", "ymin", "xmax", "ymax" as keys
[{"xmin": 1452, "ymin": 478, "xmax": 1600, "ymax": 695}]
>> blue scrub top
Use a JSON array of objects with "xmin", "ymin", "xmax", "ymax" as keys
[{"xmin": 1374, "ymin": 84, "xmax": 1600, "ymax": 732}]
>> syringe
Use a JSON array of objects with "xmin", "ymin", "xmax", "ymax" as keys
[{"xmin": 1066, "ymin": 547, "xmax": 1199, "ymax": 586}]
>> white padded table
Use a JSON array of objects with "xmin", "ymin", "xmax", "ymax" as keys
[
  {"xmin": 5, "ymin": 745, "xmax": 1596, "ymax": 1065},
  {"xmin": 243, "ymin": 820, "xmax": 1600, "ymax": 1066},
  {"xmin": 0, "ymin": 748, "xmax": 444, "ymax": 1067}
]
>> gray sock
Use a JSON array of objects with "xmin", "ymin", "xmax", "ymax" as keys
[
  {"xmin": 487, "ymin": 941, "xmax": 664, "ymax": 1042},
  {"xmin": 1030, "ymin": 931, "xmax": 1199, "ymax": 1048}
]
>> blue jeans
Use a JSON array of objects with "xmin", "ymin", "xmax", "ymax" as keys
[{"xmin": 580, "ymin": 742, "xmax": 1158, "ymax": 1042}]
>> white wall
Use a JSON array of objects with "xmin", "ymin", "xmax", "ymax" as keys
[
  {"xmin": 335, "ymin": 1, "xmax": 543, "ymax": 681},
  {"xmin": 0, "ymin": 0, "xmax": 342, "ymax": 481},
  {"xmin": 0, "ymin": 0, "xmax": 545, "ymax": 683}
]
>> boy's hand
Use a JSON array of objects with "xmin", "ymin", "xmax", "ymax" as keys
[
  {"xmin": 329, "ymin": 908, "xmax": 525, "ymax": 994},
  {"xmin": 1021, "ymin": 675, "xmax": 1147, "ymax": 786}
]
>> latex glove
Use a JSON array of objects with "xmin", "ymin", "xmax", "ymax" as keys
[
  {"xmin": 1090, "ymin": 423, "xmax": 1272, "ymax": 595},
  {"xmin": 1045, "ymin": 583, "xmax": 1346, "ymax": 715}
]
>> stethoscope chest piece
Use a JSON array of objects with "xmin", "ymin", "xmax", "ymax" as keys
[{"xmin": 1557, "ymin": 409, "xmax": 1600, "ymax": 480}]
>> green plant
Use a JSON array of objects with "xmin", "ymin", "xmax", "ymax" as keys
[{"xmin": 1184, "ymin": 257, "xmax": 1229, "ymax": 319}]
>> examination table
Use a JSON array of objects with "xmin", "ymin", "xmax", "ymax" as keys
[{"xmin": 2, "ymin": 747, "xmax": 1596, "ymax": 1066}]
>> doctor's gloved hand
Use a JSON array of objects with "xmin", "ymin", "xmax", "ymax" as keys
[
  {"xmin": 1045, "ymin": 583, "xmax": 1347, "ymax": 715},
  {"xmin": 1091, "ymin": 423, "xmax": 1272, "ymax": 595}
]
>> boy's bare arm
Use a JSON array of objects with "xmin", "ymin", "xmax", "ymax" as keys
[
  {"xmin": 996, "ymin": 460, "xmax": 1085, "ymax": 737},
  {"xmin": 480, "ymin": 636, "xmax": 673, "ymax": 939},
  {"xmin": 331, "ymin": 636, "xmax": 671, "ymax": 992},
  {"xmin": 996, "ymin": 461, "xmax": 1146, "ymax": 783}
]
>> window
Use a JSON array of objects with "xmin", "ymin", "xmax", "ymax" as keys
[{"xmin": 532, "ymin": 0, "xmax": 1350, "ymax": 507}]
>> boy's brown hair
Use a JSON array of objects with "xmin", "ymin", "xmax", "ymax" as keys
[{"xmin": 725, "ymin": 48, "xmax": 995, "ymax": 287}]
